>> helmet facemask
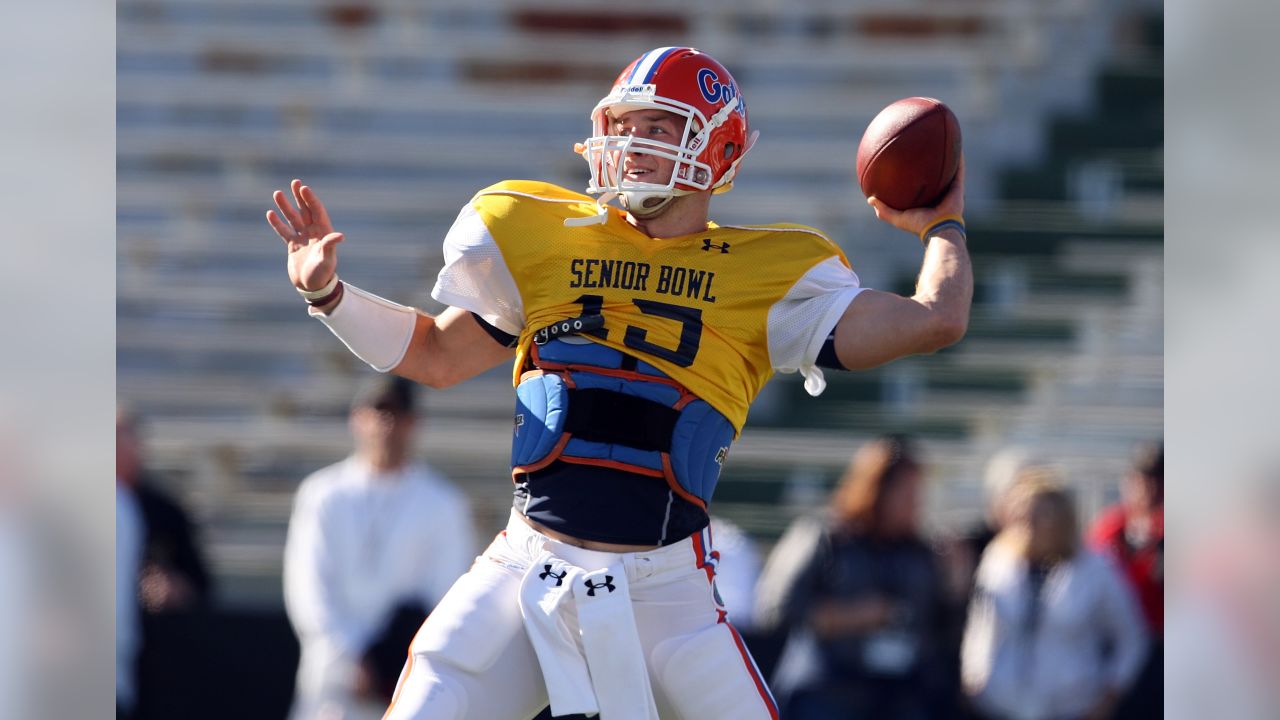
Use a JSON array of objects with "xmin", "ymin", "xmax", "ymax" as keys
[
  {"xmin": 580, "ymin": 85, "xmax": 735, "ymax": 218},
  {"xmin": 566, "ymin": 48, "xmax": 755, "ymax": 229}
]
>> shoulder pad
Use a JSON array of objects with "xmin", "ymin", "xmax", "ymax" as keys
[
  {"xmin": 719, "ymin": 222, "xmax": 833, "ymax": 243},
  {"xmin": 717, "ymin": 222, "xmax": 850, "ymax": 266},
  {"xmin": 472, "ymin": 180, "xmax": 608, "ymax": 227},
  {"xmin": 472, "ymin": 180, "xmax": 593, "ymax": 205}
]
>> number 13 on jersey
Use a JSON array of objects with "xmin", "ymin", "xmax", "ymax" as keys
[{"xmin": 574, "ymin": 293, "xmax": 703, "ymax": 367}]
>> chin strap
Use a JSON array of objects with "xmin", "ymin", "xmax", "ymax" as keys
[
  {"xmin": 621, "ymin": 191, "xmax": 676, "ymax": 218},
  {"xmin": 564, "ymin": 192, "xmax": 617, "ymax": 227}
]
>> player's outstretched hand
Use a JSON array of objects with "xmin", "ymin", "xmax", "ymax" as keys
[
  {"xmin": 266, "ymin": 179, "xmax": 344, "ymax": 291},
  {"xmin": 867, "ymin": 154, "xmax": 965, "ymax": 239}
]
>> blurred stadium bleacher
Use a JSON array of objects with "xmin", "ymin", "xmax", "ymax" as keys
[{"xmin": 118, "ymin": 0, "xmax": 1162, "ymax": 606}]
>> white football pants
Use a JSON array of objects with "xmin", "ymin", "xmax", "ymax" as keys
[{"xmin": 381, "ymin": 511, "xmax": 778, "ymax": 720}]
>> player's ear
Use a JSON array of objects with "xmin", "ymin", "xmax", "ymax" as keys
[{"xmin": 723, "ymin": 143, "xmax": 736, "ymax": 160}]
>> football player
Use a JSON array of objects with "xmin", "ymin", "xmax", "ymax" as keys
[{"xmin": 267, "ymin": 47, "xmax": 970, "ymax": 720}]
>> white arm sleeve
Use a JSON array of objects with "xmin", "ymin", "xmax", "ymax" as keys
[
  {"xmin": 310, "ymin": 284, "xmax": 417, "ymax": 372},
  {"xmin": 430, "ymin": 203, "xmax": 525, "ymax": 336},
  {"xmin": 767, "ymin": 255, "xmax": 864, "ymax": 396}
]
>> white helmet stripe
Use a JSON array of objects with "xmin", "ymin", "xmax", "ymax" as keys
[{"xmin": 628, "ymin": 46, "xmax": 680, "ymax": 84}]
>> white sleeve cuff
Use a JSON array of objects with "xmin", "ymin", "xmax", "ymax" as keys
[
  {"xmin": 766, "ymin": 255, "xmax": 864, "ymax": 395},
  {"xmin": 309, "ymin": 283, "xmax": 416, "ymax": 372},
  {"xmin": 800, "ymin": 285, "xmax": 863, "ymax": 396}
]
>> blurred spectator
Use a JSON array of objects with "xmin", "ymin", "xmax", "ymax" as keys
[
  {"xmin": 962, "ymin": 473, "xmax": 1147, "ymax": 720},
  {"xmin": 117, "ymin": 409, "xmax": 213, "ymax": 613},
  {"xmin": 116, "ymin": 480, "xmax": 143, "ymax": 719},
  {"xmin": 755, "ymin": 435, "xmax": 952, "ymax": 719},
  {"xmin": 958, "ymin": 447, "xmax": 1045, "ymax": 583},
  {"xmin": 284, "ymin": 376, "xmax": 478, "ymax": 720},
  {"xmin": 1088, "ymin": 441, "xmax": 1162, "ymax": 718},
  {"xmin": 709, "ymin": 515, "xmax": 762, "ymax": 631},
  {"xmin": 1088, "ymin": 441, "xmax": 1163, "ymax": 630},
  {"xmin": 939, "ymin": 446, "xmax": 1049, "ymax": 683},
  {"xmin": 113, "ymin": 409, "xmax": 151, "ymax": 717}
]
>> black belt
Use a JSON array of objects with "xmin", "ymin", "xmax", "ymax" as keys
[{"xmin": 563, "ymin": 388, "xmax": 678, "ymax": 453}]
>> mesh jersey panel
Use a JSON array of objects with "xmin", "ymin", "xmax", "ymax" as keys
[
  {"xmin": 764, "ymin": 253, "xmax": 864, "ymax": 395},
  {"xmin": 430, "ymin": 204, "xmax": 525, "ymax": 336}
]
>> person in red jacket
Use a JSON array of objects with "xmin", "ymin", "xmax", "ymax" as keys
[
  {"xmin": 1088, "ymin": 441, "xmax": 1162, "ymax": 718},
  {"xmin": 1089, "ymin": 442, "xmax": 1162, "ymax": 633}
]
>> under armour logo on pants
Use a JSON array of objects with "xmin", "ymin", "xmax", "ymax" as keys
[
  {"xmin": 539, "ymin": 565, "xmax": 567, "ymax": 587},
  {"xmin": 583, "ymin": 575, "xmax": 616, "ymax": 596}
]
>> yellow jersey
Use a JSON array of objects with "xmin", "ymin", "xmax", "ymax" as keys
[{"xmin": 449, "ymin": 180, "xmax": 860, "ymax": 432}]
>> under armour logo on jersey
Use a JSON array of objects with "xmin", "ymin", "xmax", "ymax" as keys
[
  {"xmin": 514, "ymin": 413, "xmax": 525, "ymax": 434},
  {"xmin": 714, "ymin": 446, "xmax": 729, "ymax": 465},
  {"xmin": 702, "ymin": 238, "xmax": 730, "ymax": 253},
  {"xmin": 539, "ymin": 565, "xmax": 567, "ymax": 587},
  {"xmin": 584, "ymin": 575, "xmax": 616, "ymax": 596}
]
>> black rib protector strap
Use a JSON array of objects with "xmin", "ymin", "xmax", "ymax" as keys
[{"xmin": 563, "ymin": 388, "xmax": 678, "ymax": 452}]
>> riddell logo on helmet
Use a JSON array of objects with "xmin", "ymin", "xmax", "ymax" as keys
[{"xmin": 612, "ymin": 83, "xmax": 656, "ymax": 98}]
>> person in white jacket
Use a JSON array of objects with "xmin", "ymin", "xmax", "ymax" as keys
[
  {"xmin": 284, "ymin": 376, "xmax": 478, "ymax": 720},
  {"xmin": 961, "ymin": 473, "xmax": 1147, "ymax": 720}
]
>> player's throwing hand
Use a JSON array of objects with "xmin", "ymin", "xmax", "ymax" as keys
[
  {"xmin": 266, "ymin": 179, "xmax": 344, "ymax": 292},
  {"xmin": 867, "ymin": 154, "xmax": 966, "ymax": 238}
]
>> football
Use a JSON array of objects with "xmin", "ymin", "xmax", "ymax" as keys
[{"xmin": 856, "ymin": 97, "xmax": 961, "ymax": 211}]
